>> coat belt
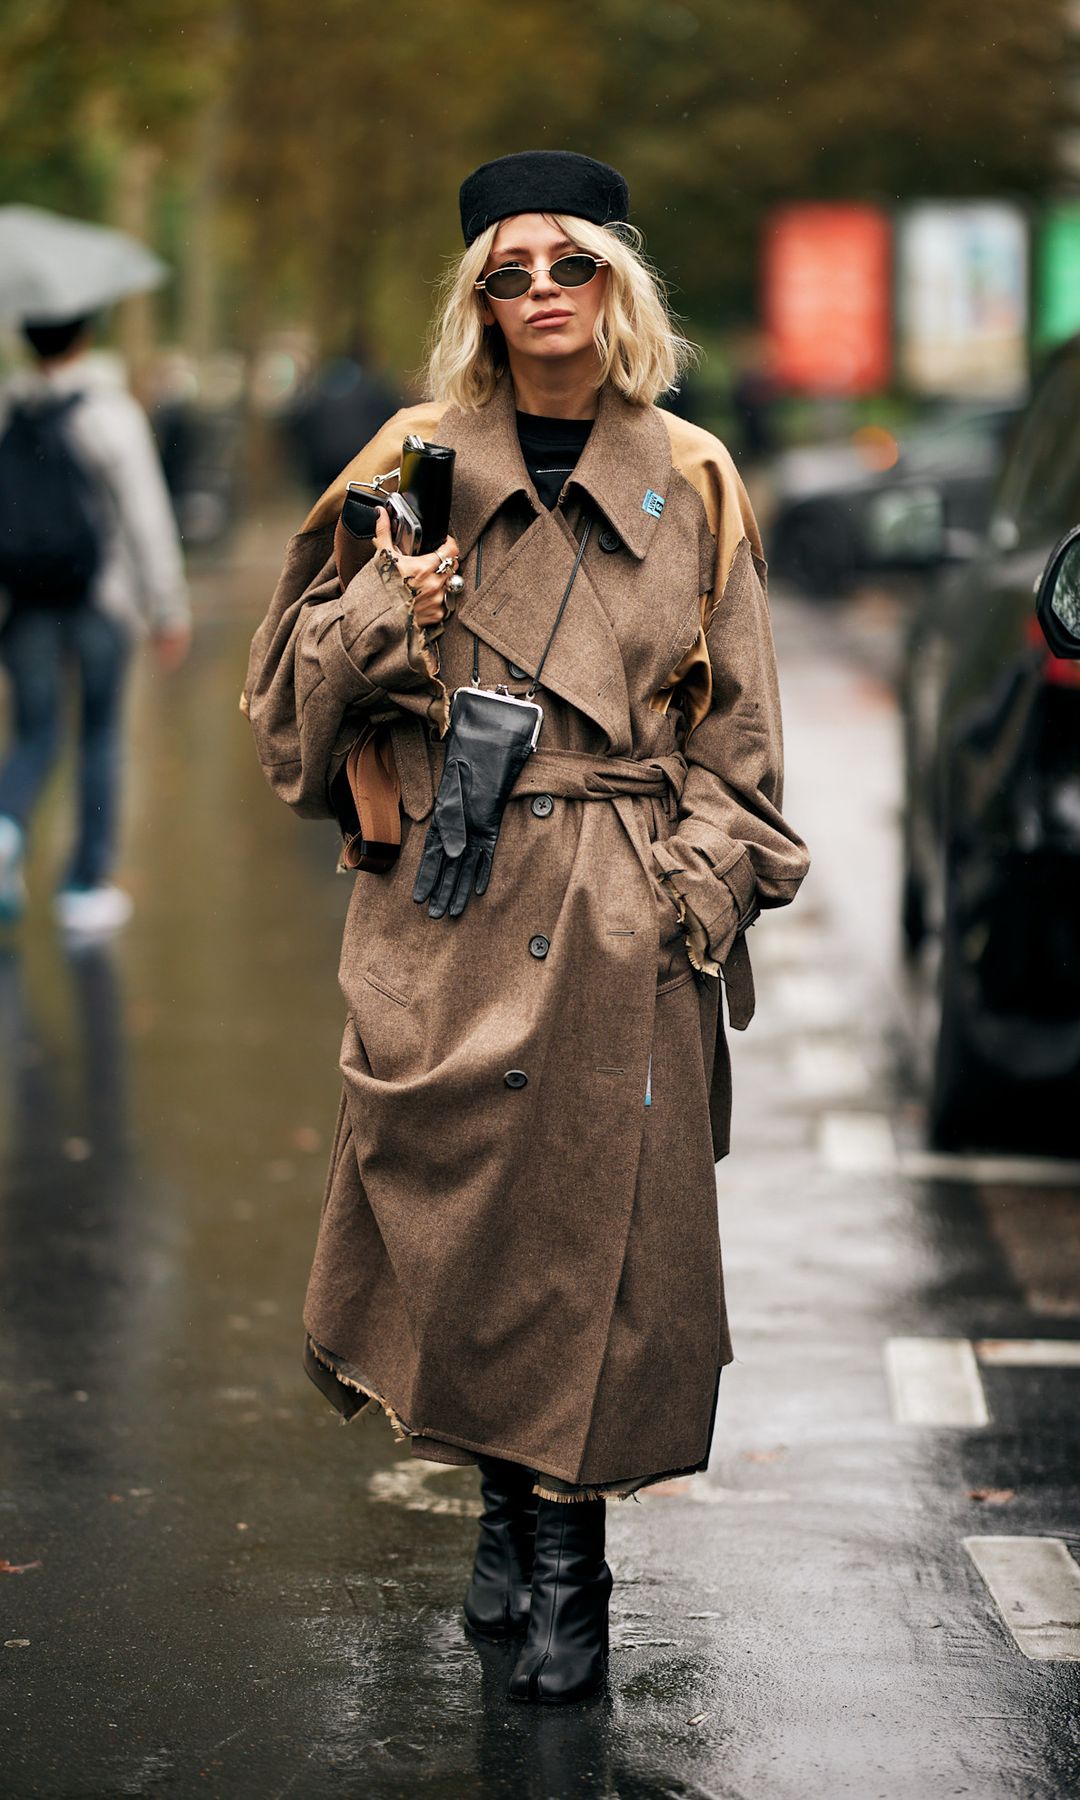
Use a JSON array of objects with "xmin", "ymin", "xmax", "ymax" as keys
[
  {"xmin": 510, "ymin": 747, "xmax": 755, "ymax": 1029},
  {"xmin": 511, "ymin": 747, "xmax": 687, "ymax": 808}
]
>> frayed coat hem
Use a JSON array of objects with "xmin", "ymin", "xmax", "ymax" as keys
[{"xmin": 304, "ymin": 1332, "xmax": 721, "ymax": 1503}]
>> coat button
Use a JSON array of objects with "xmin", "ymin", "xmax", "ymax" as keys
[
  {"xmin": 507, "ymin": 661, "xmax": 531, "ymax": 680},
  {"xmin": 528, "ymin": 934, "xmax": 550, "ymax": 959},
  {"xmin": 504, "ymin": 1069, "xmax": 529, "ymax": 1089},
  {"xmin": 531, "ymin": 793, "xmax": 554, "ymax": 818},
  {"xmin": 598, "ymin": 527, "xmax": 622, "ymax": 553}
]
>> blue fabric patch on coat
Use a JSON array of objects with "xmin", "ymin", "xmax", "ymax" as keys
[{"xmin": 642, "ymin": 488, "xmax": 665, "ymax": 518}]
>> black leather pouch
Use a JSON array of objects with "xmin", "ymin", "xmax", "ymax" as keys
[{"xmin": 412, "ymin": 687, "xmax": 542, "ymax": 919}]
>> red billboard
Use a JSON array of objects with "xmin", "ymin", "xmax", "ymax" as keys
[{"xmin": 764, "ymin": 204, "xmax": 892, "ymax": 395}]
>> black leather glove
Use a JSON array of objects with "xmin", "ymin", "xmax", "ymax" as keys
[{"xmin": 413, "ymin": 687, "xmax": 540, "ymax": 919}]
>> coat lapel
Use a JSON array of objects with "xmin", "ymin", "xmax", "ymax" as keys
[
  {"xmin": 566, "ymin": 379, "xmax": 673, "ymax": 562},
  {"xmin": 457, "ymin": 506, "xmax": 632, "ymax": 751},
  {"xmin": 438, "ymin": 375, "xmax": 673, "ymax": 751}
]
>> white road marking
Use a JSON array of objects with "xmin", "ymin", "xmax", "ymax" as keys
[
  {"xmin": 772, "ymin": 973, "xmax": 853, "ymax": 1030},
  {"xmin": 975, "ymin": 1339, "xmax": 1080, "ymax": 1367},
  {"xmin": 820, "ymin": 1111, "xmax": 898, "ymax": 1173},
  {"xmin": 883, "ymin": 1337, "xmax": 989, "ymax": 1426},
  {"xmin": 790, "ymin": 1041, "xmax": 871, "ymax": 1100},
  {"xmin": 964, "ymin": 1536, "xmax": 1080, "ymax": 1661},
  {"xmin": 900, "ymin": 1150, "xmax": 1080, "ymax": 1186}
]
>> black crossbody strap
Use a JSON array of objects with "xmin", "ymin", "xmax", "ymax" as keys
[
  {"xmin": 527, "ymin": 516, "xmax": 592, "ymax": 700},
  {"xmin": 469, "ymin": 513, "xmax": 592, "ymax": 695},
  {"xmin": 471, "ymin": 532, "xmax": 484, "ymax": 685}
]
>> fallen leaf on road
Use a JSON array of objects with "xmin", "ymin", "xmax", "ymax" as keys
[
  {"xmin": 5, "ymin": 1639, "xmax": 31, "ymax": 1647},
  {"xmin": 968, "ymin": 1487, "xmax": 1015, "ymax": 1505},
  {"xmin": 0, "ymin": 1559, "xmax": 42, "ymax": 1574},
  {"xmin": 687, "ymin": 1713, "xmax": 711, "ymax": 1727}
]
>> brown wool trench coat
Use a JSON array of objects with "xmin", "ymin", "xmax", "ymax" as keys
[{"xmin": 243, "ymin": 372, "xmax": 809, "ymax": 1497}]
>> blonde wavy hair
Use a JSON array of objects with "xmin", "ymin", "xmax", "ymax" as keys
[{"xmin": 424, "ymin": 213, "xmax": 697, "ymax": 411}]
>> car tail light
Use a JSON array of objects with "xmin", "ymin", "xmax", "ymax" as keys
[{"xmin": 1024, "ymin": 616, "xmax": 1080, "ymax": 688}]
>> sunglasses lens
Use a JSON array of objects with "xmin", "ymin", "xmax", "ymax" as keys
[
  {"xmin": 550, "ymin": 255, "xmax": 599, "ymax": 288},
  {"xmin": 485, "ymin": 266, "xmax": 531, "ymax": 300}
]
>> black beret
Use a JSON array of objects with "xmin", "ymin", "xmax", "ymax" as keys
[{"xmin": 459, "ymin": 150, "xmax": 629, "ymax": 247}]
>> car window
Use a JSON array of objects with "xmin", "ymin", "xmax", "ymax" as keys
[
  {"xmin": 992, "ymin": 347, "xmax": 1080, "ymax": 545},
  {"xmin": 902, "ymin": 413, "xmax": 1010, "ymax": 478}
]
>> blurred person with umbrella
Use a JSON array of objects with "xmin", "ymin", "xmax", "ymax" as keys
[
  {"xmin": 245, "ymin": 153, "xmax": 808, "ymax": 1703},
  {"xmin": 0, "ymin": 206, "xmax": 191, "ymax": 933}
]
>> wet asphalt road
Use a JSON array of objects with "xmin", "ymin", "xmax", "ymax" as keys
[{"xmin": 1, "ymin": 529, "xmax": 1079, "ymax": 1799}]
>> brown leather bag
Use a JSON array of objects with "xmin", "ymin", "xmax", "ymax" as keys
[{"xmin": 339, "ymin": 721, "xmax": 402, "ymax": 873}]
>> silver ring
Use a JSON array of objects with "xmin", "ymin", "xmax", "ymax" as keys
[
  {"xmin": 435, "ymin": 555, "xmax": 455, "ymax": 575},
  {"xmin": 447, "ymin": 573, "xmax": 466, "ymax": 597}
]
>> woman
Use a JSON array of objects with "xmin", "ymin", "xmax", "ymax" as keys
[{"xmin": 244, "ymin": 150, "xmax": 808, "ymax": 1704}]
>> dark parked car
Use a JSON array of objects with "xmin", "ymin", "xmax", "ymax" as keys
[
  {"xmin": 769, "ymin": 404, "xmax": 1021, "ymax": 597},
  {"xmin": 901, "ymin": 338, "xmax": 1080, "ymax": 1152}
]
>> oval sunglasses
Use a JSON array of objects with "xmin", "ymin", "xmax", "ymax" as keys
[{"xmin": 475, "ymin": 253, "xmax": 609, "ymax": 302}]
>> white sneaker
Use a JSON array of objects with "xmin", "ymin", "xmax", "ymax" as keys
[
  {"xmin": 54, "ymin": 884, "xmax": 134, "ymax": 936},
  {"xmin": 0, "ymin": 816, "xmax": 26, "ymax": 923}
]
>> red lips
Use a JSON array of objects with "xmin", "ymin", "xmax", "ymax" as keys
[{"xmin": 528, "ymin": 310, "xmax": 573, "ymax": 324}]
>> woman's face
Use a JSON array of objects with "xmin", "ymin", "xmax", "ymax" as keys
[{"xmin": 480, "ymin": 213, "xmax": 607, "ymax": 368}]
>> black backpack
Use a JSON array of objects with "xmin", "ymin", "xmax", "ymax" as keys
[{"xmin": 0, "ymin": 394, "xmax": 103, "ymax": 609}]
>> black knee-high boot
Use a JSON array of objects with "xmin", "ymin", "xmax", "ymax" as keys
[
  {"xmin": 507, "ymin": 1496, "xmax": 611, "ymax": 1703},
  {"xmin": 464, "ymin": 1457, "xmax": 539, "ymax": 1639}
]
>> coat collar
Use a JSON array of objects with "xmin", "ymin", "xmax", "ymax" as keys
[
  {"xmin": 441, "ymin": 371, "xmax": 673, "ymax": 563},
  {"xmin": 566, "ymin": 378, "xmax": 672, "ymax": 560}
]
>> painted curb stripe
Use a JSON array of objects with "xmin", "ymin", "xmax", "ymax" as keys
[
  {"xmin": 884, "ymin": 1337, "xmax": 989, "ymax": 1426},
  {"xmin": 900, "ymin": 1151, "xmax": 1080, "ymax": 1186},
  {"xmin": 821, "ymin": 1112, "xmax": 898, "ymax": 1174},
  {"xmin": 964, "ymin": 1536, "xmax": 1080, "ymax": 1662},
  {"xmin": 975, "ymin": 1339, "xmax": 1080, "ymax": 1367}
]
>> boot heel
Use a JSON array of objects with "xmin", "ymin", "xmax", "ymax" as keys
[{"xmin": 508, "ymin": 1497, "xmax": 610, "ymax": 1704}]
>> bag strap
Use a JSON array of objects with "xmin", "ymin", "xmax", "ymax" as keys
[{"xmin": 341, "ymin": 720, "xmax": 402, "ymax": 872}]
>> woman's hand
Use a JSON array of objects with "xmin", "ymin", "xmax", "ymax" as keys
[
  {"xmin": 152, "ymin": 621, "xmax": 192, "ymax": 672},
  {"xmin": 374, "ymin": 508, "xmax": 460, "ymax": 630}
]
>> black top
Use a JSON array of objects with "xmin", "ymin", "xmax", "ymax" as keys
[{"xmin": 516, "ymin": 410, "xmax": 593, "ymax": 512}]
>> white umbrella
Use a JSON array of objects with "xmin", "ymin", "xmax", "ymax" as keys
[{"xmin": 0, "ymin": 204, "xmax": 169, "ymax": 324}]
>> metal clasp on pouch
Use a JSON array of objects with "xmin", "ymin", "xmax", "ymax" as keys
[{"xmin": 455, "ymin": 684, "xmax": 544, "ymax": 752}]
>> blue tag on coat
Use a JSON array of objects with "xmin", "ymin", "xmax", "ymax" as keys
[{"xmin": 642, "ymin": 489, "xmax": 665, "ymax": 518}]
